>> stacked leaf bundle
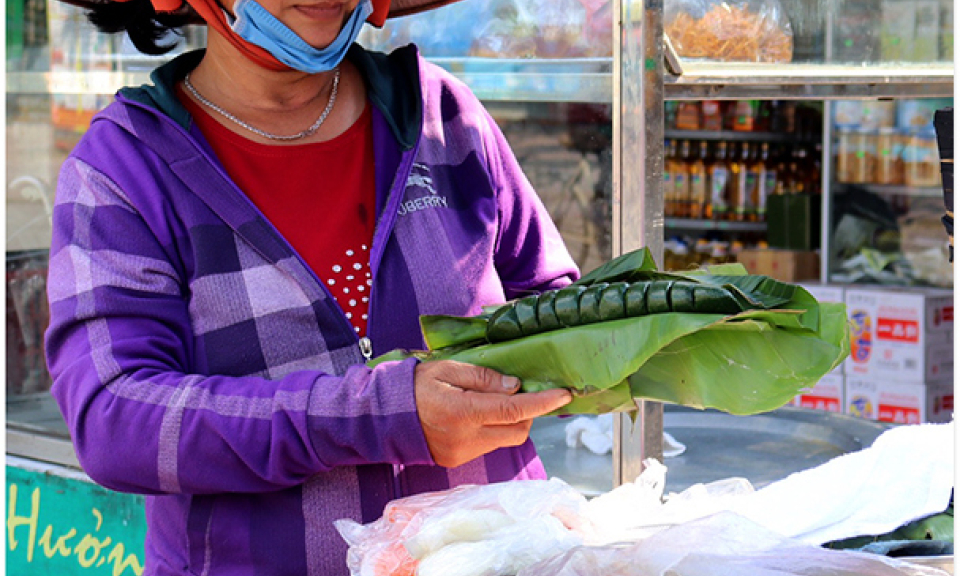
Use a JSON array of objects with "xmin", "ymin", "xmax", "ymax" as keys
[{"xmin": 370, "ymin": 247, "xmax": 850, "ymax": 416}]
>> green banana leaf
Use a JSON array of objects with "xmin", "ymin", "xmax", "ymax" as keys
[
  {"xmin": 371, "ymin": 247, "xmax": 851, "ymax": 417},
  {"xmin": 628, "ymin": 303, "xmax": 848, "ymax": 415},
  {"xmin": 572, "ymin": 246, "xmax": 660, "ymax": 286},
  {"xmin": 826, "ymin": 505, "xmax": 954, "ymax": 549},
  {"xmin": 419, "ymin": 270, "xmax": 820, "ymax": 350},
  {"xmin": 371, "ymin": 303, "xmax": 848, "ymax": 416}
]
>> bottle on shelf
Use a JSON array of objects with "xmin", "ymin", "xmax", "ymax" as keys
[
  {"xmin": 730, "ymin": 142, "xmax": 758, "ymax": 222},
  {"xmin": 664, "ymin": 102, "xmax": 679, "ymax": 131},
  {"xmin": 663, "ymin": 139, "xmax": 676, "ymax": 217},
  {"xmin": 708, "ymin": 241, "xmax": 730, "ymax": 265},
  {"xmin": 694, "ymin": 237, "xmax": 712, "ymax": 265},
  {"xmin": 875, "ymin": 127, "xmax": 905, "ymax": 185},
  {"xmin": 701, "ymin": 101, "xmax": 723, "ymax": 131},
  {"xmin": 663, "ymin": 238, "xmax": 691, "ymax": 271},
  {"xmin": 752, "ymin": 142, "xmax": 776, "ymax": 222},
  {"xmin": 903, "ymin": 128, "xmax": 941, "ymax": 188},
  {"xmin": 674, "ymin": 140, "xmax": 692, "ymax": 218},
  {"xmin": 851, "ymin": 128, "xmax": 877, "ymax": 185},
  {"xmin": 768, "ymin": 101, "xmax": 787, "ymax": 133},
  {"xmin": 732, "ymin": 101, "xmax": 758, "ymax": 132},
  {"xmin": 786, "ymin": 147, "xmax": 807, "ymax": 195},
  {"xmin": 793, "ymin": 145, "xmax": 821, "ymax": 195},
  {"xmin": 756, "ymin": 101, "xmax": 774, "ymax": 132},
  {"xmin": 773, "ymin": 144, "xmax": 790, "ymax": 196},
  {"xmin": 688, "ymin": 140, "xmax": 710, "ymax": 219},
  {"xmin": 835, "ymin": 127, "xmax": 857, "ymax": 184},
  {"xmin": 744, "ymin": 143, "xmax": 762, "ymax": 220},
  {"xmin": 707, "ymin": 141, "xmax": 731, "ymax": 220},
  {"xmin": 675, "ymin": 102, "xmax": 701, "ymax": 131}
]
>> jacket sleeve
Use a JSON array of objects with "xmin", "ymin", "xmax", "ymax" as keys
[
  {"xmin": 479, "ymin": 107, "xmax": 582, "ymax": 298},
  {"xmin": 45, "ymin": 157, "xmax": 435, "ymax": 496}
]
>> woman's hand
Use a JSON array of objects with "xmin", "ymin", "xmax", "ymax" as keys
[{"xmin": 414, "ymin": 360, "xmax": 572, "ymax": 469}]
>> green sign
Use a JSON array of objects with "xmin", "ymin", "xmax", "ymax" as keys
[{"xmin": 6, "ymin": 464, "xmax": 147, "ymax": 576}]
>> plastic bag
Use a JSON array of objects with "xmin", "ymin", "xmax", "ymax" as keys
[
  {"xmin": 334, "ymin": 478, "xmax": 594, "ymax": 576},
  {"xmin": 581, "ymin": 459, "xmax": 757, "ymax": 544},
  {"xmin": 517, "ymin": 511, "xmax": 951, "ymax": 576},
  {"xmin": 664, "ymin": 0, "xmax": 794, "ymax": 63}
]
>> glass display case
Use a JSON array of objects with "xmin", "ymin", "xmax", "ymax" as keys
[{"xmin": 6, "ymin": 0, "xmax": 954, "ymax": 487}]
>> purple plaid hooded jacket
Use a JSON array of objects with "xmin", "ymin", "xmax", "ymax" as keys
[{"xmin": 45, "ymin": 45, "xmax": 579, "ymax": 576}]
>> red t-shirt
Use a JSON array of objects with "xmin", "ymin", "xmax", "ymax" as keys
[{"xmin": 179, "ymin": 86, "xmax": 376, "ymax": 337}]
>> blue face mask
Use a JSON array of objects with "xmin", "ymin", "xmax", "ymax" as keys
[{"xmin": 228, "ymin": 0, "xmax": 372, "ymax": 73}]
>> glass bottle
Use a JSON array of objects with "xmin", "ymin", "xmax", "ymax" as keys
[
  {"xmin": 707, "ymin": 141, "xmax": 731, "ymax": 220},
  {"xmin": 904, "ymin": 129, "xmax": 940, "ymax": 188},
  {"xmin": 787, "ymin": 147, "xmax": 806, "ymax": 195},
  {"xmin": 851, "ymin": 128, "xmax": 877, "ymax": 185},
  {"xmin": 708, "ymin": 241, "xmax": 729, "ymax": 265},
  {"xmin": 744, "ymin": 144, "xmax": 762, "ymax": 221},
  {"xmin": 694, "ymin": 237, "xmax": 712, "ymax": 265},
  {"xmin": 835, "ymin": 128, "xmax": 856, "ymax": 184},
  {"xmin": 688, "ymin": 141, "xmax": 710, "ymax": 220},
  {"xmin": 752, "ymin": 142, "xmax": 776, "ymax": 222},
  {"xmin": 875, "ymin": 127, "xmax": 904, "ymax": 185},
  {"xmin": 730, "ymin": 142, "xmax": 757, "ymax": 221},
  {"xmin": 663, "ymin": 139, "xmax": 677, "ymax": 217},
  {"xmin": 674, "ymin": 140, "xmax": 692, "ymax": 218}
]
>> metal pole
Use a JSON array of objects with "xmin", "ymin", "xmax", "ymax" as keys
[
  {"xmin": 821, "ymin": 101, "xmax": 833, "ymax": 282},
  {"xmin": 611, "ymin": 0, "xmax": 665, "ymax": 487}
]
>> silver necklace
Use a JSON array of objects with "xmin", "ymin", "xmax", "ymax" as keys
[{"xmin": 183, "ymin": 67, "xmax": 340, "ymax": 142}]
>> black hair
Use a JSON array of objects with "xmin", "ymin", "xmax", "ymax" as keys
[{"xmin": 86, "ymin": 0, "xmax": 198, "ymax": 55}]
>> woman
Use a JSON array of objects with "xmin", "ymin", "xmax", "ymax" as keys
[{"xmin": 44, "ymin": 0, "xmax": 578, "ymax": 573}]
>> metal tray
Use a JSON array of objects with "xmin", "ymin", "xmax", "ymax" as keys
[{"xmin": 530, "ymin": 405, "xmax": 892, "ymax": 497}]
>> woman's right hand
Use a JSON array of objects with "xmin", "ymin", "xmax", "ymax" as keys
[{"xmin": 414, "ymin": 360, "xmax": 572, "ymax": 469}]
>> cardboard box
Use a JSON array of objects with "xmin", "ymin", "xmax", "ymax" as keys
[
  {"xmin": 798, "ymin": 283, "xmax": 847, "ymax": 374},
  {"xmin": 798, "ymin": 283, "xmax": 845, "ymax": 305},
  {"xmin": 845, "ymin": 376, "xmax": 954, "ymax": 424},
  {"xmin": 844, "ymin": 286, "xmax": 954, "ymax": 381},
  {"xmin": 793, "ymin": 373, "xmax": 845, "ymax": 413},
  {"xmin": 737, "ymin": 249, "xmax": 820, "ymax": 282}
]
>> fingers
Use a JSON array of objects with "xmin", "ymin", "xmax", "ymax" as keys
[
  {"xmin": 414, "ymin": 360, "xmax": 575, "ymax": 468},
  {"xmin": 424, "ymin": 360, "xmax": 523, "ymax": 395},
  {"xmin": 466, "ymin": 387, "xmax": 573, "ymax": 425}
]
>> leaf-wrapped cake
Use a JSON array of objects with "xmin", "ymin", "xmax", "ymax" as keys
[{"xmin": 370, "ymin": 247, "xmax": 850, "ymax": 417}]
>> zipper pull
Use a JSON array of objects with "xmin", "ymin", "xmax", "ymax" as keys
[{"xmin": 358, "ymin": 336, "xmax": 373, "ymax": 360}]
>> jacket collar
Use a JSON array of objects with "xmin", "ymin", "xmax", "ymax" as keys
[{"xmin": 118, "ymin": 43, "xmax": 422, "ymax": 150}]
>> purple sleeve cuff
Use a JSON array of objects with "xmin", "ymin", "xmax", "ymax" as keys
[{"xmin": 306, "ymin": 357, "xmax": 435, "ymax": 469}]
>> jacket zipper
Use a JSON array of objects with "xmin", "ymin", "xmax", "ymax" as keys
[
  {"xmin": 362, "ymin": 132, "xmax": 423, "ymax": 363},
  {"xmin": 358, "ymin": 337, "xmax": 373, "ymax": 360}
]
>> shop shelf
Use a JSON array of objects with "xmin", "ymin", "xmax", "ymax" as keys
[
  {"xmin": 665, "ymin": 129, "xmax": 819, "ymax": 144},
  {"xmin": 856, "ymin": 184, "xmax": 945, "ymax": 198},
  {"xmin": 664, "ymin": 218, "xmax": 767, "ymax": 232},
  {"xmin": 665, "ymin": 62, "xmax": 955, "ymax": 101},
  {"xmin": 10, "ymin": 59, "xmax": 955, "ymax": 104}
]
